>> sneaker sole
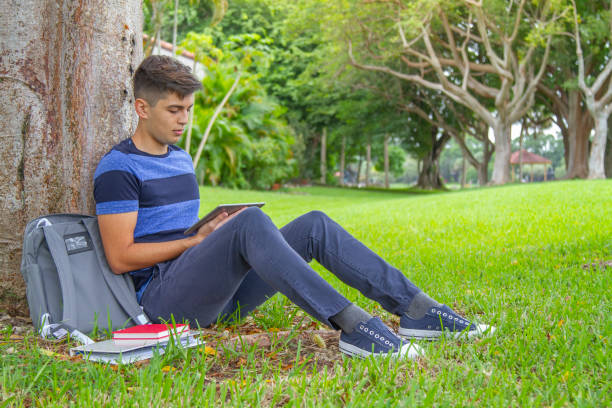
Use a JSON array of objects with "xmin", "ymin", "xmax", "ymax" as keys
[
  {"xmin": 398, "ymin": 324, "xmax": 496, "ymax": 340},
  {"xmin": 338, "ymin": 340, "xmax": 423, "ymax": 359}
]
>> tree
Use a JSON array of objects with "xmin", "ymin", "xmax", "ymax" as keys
[
  {"xmin": 338, "ymin": 0, "xmax": 566, "ymax": 184},
  {"xmin": 535, "ymin": 0, "xmax": 610, "ymax": 179},
  {"xmin": 178, "ymin": 32, "xmax": 296, "ymax": 189},
  {"xmin": 0, "ymin": 1, "xmax": 142, "ymax": 307},
  {"xmin": 573, "ymin": 0, "xmax": 612, "ymax": 179}
]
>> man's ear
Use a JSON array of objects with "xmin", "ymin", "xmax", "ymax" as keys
[{"xmin": 134, "ymin": 98, "xmax": 150, "ymax": 119}]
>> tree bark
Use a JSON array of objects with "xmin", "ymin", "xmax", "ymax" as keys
[
  {"xmin": 490, "ymin": 123, "xmax": 512, "ymax": 184},
  {"xmin": 460, "ymin": 156, "xmax": 466, "ymax": 188},
  {"xmin": 606, "ymin": 115, "xmax": 612, "ymax": 178},
  {"xmin": 383, "ymin": 134, "xmax": 389, "ymax": 188},
  {"xmin": 0, "ymin": 1, "xmax": 141, "ymax": 288},
  {"xmin": 417, "ymin": 129, "xmax": 450, "ymax": 189},
  {"xmin": 320, "ymin": 128, "xmax": 327, "ymax": 184},
  {"xmin": 588, "ymin": 112, "xmax": 610, "ymax": 179},
  {"xmin": 565, "ymin": 90, "xmax": 591, "ymax": 178},
  {"xmin": 479, "ymin": 137, "xmax": 493, "ymax": 186}
]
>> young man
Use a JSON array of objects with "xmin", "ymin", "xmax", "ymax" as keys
[{"xmin": 94, "ymin": 56, "xmax": 494, "ymax": 359}]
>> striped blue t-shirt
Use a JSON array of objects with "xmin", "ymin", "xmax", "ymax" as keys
[{"xmin": 93, "ymin": 138, "xmax": 200, "ymax": 295}]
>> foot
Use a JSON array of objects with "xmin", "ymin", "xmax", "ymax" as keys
[
  {"xmin": 398, "ymin": 305, "xmax": 495, "ymax": 340},
  {"xmin": 338, "ymin": 317, "xmax": 423, "ymax": 359}
]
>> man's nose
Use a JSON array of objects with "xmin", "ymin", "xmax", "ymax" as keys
[{"xmin": 178, "ymin": 110, "xmax": 189, "ymax": 125}]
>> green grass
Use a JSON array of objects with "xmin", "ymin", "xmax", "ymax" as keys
[{"xmin": 1, "ymin": 180, "xmax": 611, "ymax": 406}]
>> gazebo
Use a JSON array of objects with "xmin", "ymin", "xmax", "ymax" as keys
[{"xmin": 510, "ymin": 150, "xmax": 552, "ymax": 182}]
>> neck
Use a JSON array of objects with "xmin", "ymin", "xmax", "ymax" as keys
[{"xmin": 132, "ymin": 123, "xmax": 168, "ymax": 155}]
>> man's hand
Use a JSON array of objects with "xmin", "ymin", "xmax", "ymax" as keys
[{"xmin": 190, "ymin": 207, "xmax": 247, "ymax": 245}]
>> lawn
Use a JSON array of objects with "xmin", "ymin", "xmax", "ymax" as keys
[{"xmin": 1, "ymin": 180, "xmax": 611, "ymax": 407}]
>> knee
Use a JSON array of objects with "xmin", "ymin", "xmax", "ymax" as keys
[
  {"xmin": 238, "ymin": 206, "xmax": 271, "ymax": 227},
  {"xmin": 304, "ymin": 210, "xmax": 329, "ymax": 222}
]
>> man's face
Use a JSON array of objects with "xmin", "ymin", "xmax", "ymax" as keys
[{"xmin": 142, "ymin": 92, "xmax": 195, "ymax": 147}]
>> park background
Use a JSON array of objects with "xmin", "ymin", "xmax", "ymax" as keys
[{"xmin": 0, "ymin": 0, "xmax": 611, "ymax": 406}]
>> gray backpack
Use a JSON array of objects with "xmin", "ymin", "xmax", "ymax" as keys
[{"xmin": 20, "ymin": 214, "xmax": 150, "ymax": 340}]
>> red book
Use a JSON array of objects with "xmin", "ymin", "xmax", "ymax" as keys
[{"xmin": 112, "ymin": 324, "xmax": 189, "ymax": 341}]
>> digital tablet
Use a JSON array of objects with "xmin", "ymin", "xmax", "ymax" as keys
[{"xmin": 184, "ymin": 202, "xmax": 265, "ymax": 235}]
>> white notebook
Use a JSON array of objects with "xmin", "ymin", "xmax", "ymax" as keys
[{"xmin": 70, "ymin": 335, "xmax": 204, "ymax": 364}]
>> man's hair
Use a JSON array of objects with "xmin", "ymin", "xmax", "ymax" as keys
[{"xmin": 133, "ymin": 55, "xmax": 202, "ymax": 106}]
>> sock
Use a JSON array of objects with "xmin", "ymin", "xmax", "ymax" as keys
[
  {"xmin": 404, "ymin": 291, "xmax": 441, "ymax": 320},
  {"xmin": 330, "ymin": 304, "xmax": 372, "ymax": 334}
]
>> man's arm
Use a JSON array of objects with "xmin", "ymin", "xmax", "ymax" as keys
[{"xmin": 98, "ymin": 209, "xmax": 241, "ymax": 274}]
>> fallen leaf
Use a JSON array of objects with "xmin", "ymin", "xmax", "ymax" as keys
[
  {"xmin": 39, "ymin": 348, "xmax": 61, "ymax": 358},
  {"xmin": 311, "ymin": 333, "xmax": 326, "ymax": 349}
]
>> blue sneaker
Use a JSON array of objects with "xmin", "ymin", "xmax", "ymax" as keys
[
  {"xmin": 338, "ymin": 317, "xmax": 423, "ymax": 358},
  {"xmin": 398, "ymin": 305, "xmax": 495, "ymax": 340}
]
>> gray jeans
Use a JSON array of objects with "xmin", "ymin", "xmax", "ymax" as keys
[{"xmin": 141, "ymin": 207, "xmax": 420, "ymax": 328}]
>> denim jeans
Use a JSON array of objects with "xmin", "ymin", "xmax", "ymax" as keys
[{"xmin": 141, "ymin": 207, "xmax": 420, "ymax": 328}]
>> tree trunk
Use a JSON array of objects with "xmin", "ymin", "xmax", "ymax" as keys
[
  {"xmin": 566, "ymin": 90, "xmax": 591, "ymax": 179},
  {"xmin": 365, "ymin": 142, "xmax": 371, "ymax": 187},
  {"xmin": 339, "ymin": 135, "xmax": 346, "ymax": 186},
  {"xmin": 172, "ymin": 0, "xmax": 179, "ymax": 54},
  {"xmin": 320, "ymin": 128, "xmax": 327, "ymax": 184},
  {"xmin": 417, "ymin": 129, "xmax": 450, "ymax": 189},
  {"xmin": 185, "ymin": 58, "xmax": 197, "ymax": 158},
  {"xmin": 490, "ymin": 123, "xmax": 512, "ymax": 185},
  {"xmin": 605, "ymin": 115, "xmax": 612, "ymax": 178},
  {"xmin": 383, "ymin": 134, "xmax": 389, "ymax": 188},
  {"xmin": 356, "ymin": 155, "xmax": 363, "ymax": 187},
  {"xmin": 479, "ymin": 137, "xmax": 493, "ymax": 185},
  {"xmin": 518, "ymin": 121, "xmax": 524, "ymax": 182},
  {"xmin": 588, "ymin": 111, "xmax": 609, "ymax": 179},
  {"xmin": 460, "ymin": 156, "xmax": 466, "ymax": 188},
  {"xmin": 0, "ymin": 0, "xmax": 142, "ymax": 301}
]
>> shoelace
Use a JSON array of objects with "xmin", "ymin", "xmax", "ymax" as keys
[
  {"xmin": 358, "ymin": 323, "xmax": 396, "ymax": 347},
  {"xmin": 431, "ymin": 307, "xmax": 471, "ymax": 328}
]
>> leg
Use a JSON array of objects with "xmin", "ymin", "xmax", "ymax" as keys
[
  {"xmin": 141, "ymin": 207, "xmax": 350, "ymax": 328},
  {"xmin": 279, "ymin": 211, "xmax": 421, "ymax": 315},
  {"xmin": 278, "ymin": 211, "xmax": 495, "ymax": 340},
  {"xmin": 215, "ymin": 269, "xmax": 277, "ymax": 323}
]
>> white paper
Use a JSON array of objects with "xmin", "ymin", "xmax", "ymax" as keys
[{"xmin": 70, "ymin": 336, "xmax": 204, "ymax": 364}]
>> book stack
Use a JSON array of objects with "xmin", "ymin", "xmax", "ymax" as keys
[
  {"xmin": 113, "ymin": 323, "xmax": 190, "ymax": 345},
  {"xmin": 70, "ymin": 323, "xmax": 203, "ymax": 364}
]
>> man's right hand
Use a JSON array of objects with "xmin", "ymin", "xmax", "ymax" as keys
[{"xmin": 192, "ymin": 207, "xmax": 247, "ymax": 244}]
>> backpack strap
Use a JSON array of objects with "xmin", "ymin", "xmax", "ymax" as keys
[
  {"xmin": 39, "ymin": 313, "xmax": 95, "ymax": 345},
  {"xmin": 82, "ymin": 218, "xmax": 150, "ymax": 326},
  {"xmin": 41, "ymin": 225, "xmax": 80, "ymax": 329}
]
